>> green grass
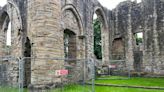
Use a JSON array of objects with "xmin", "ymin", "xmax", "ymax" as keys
[
  {"xmin": 0, "ymin": 86, "xmax": 28, "ymax": 92},
  {"xmin": 0, "ymin": 87, "xmax": 20, "ymax": 92},
  {"xmin": 0, "ymin": 85, "xmax": 164, "ymax": 92},
  {"xmin": 50, "ymin": 85, "xmax": 164, "ymax": 92},
  {"xmin": 95, "ymin": 86, "xmax": 164, "ymax": 92},
  {"xmin": 95, "ymin": 76, "xmax": 164, "ymax": 87},
  {"xmin": 1, "ymin": 77, "xmax": 164, "ymax": 92}
]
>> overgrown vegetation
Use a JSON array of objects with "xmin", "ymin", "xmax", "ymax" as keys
[
  {"xmin": 93, "ymin": 19, "xmax": 102, "ymax": 59},
  {"xmin": 135, "ymin": 33, "xmax": 143, "ymax": 45}
]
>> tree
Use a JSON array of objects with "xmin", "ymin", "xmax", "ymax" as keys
[
  {"xmin": 93, "ymin": 19, "xmax": 102, "ymax": 59},
  {"xmin": 135, "ymin": 33, "xmax": 143, "ymax": 45}
]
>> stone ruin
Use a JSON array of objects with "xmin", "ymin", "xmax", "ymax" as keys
[{"xmin": 0, "ymin": 0, "xmax": 163, "ymax": 88}]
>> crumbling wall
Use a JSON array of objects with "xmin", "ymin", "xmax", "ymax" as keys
[
  {"xmin": 0, "ymin": 0, "xmax": 23, "ymax": 86},
  {"xmin": 111, "ymin": 0, "xmax": 164, "ymax": 75},
  {"xmin": 0, "ymin": 0, "xmax": 163, "ymax": 88},
  {"xmin": 112, "ymin": 1, "xmax": 135, "ymax": 70},
  {"xmin": 142, "ymin": 0, "xmax": 164, "ymax": 75}
]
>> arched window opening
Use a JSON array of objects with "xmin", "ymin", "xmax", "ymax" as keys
[
  {"xmin": 133, "ymin": 32, "xmax": 143, "ymax": 72},
  {"xmin": 6, "ymin": 22, "xmax": 11, "ymax": 46},
  {"xmin": 133, "ymin": 32, "xmax": 144, "ymax": 51},
  {"xmin": 135, "ymin": 32, "xmax": 143, "ymax": 46},
  {"xmin": 93, "ymin": 13, "xmax": 102, "ymax": 60},
  {"xmin": 64, "ymin": 29, "xmax": 77, "ymax": 63},
  {"xmin": 3, "ymin": 17, "xmax": 11, "ymax": 55}
]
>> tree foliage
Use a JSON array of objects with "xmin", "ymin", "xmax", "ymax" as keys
[
  {"xmin": 135, "ymin": 34, "xmax": 143, "ymax": 45},
  {"xmin": 93, "ymin": 19, "xmax": 102, "ymax": 59}
]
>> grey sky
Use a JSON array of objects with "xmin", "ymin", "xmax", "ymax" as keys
[
  {"xmin": 98, "ymin": 0, "xmax": 141, "ymax": 10},
  {"xmin": 0, "ymin": 0, "xmax": 141, "ymax": 9},
  {"xmin": 0, "ymin": 0, "xmax": 7, "ymax": 7}
]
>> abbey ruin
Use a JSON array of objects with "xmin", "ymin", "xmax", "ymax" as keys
[{"xmin": 0, "ymin": 0, "xmax": 164, "ymax": 88}]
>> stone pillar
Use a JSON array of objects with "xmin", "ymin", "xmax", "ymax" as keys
[
  {"xmin": 152, "ymin": 0, "xmax": 160, "ymax": 74},
  {"xmin": 101, "ymin": 27, "xmax": 110, "ymax": 65},
  {"xmin": 126, "ymin": 2, "xmax": 134, "ymax": 70},
  {"xmin": 115, "ymin": 7, "xmax": 119, "ymax": 35},
  {"xmin": 0, "ymin": 29, "xmax": 5, "ymax": 57},
  {"xmin": 27, "ymin": 0, "xmax": 64, "ymax": 86}
]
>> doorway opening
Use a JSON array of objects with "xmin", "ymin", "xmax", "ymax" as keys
[{"xmin": 24, "ymin": 37, "xmax": 31, "ymax": 87}]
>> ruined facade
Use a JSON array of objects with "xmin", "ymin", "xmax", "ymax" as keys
[{"xmin": 0, "ymin": 0, "xmax": 163, "ymax": 87}]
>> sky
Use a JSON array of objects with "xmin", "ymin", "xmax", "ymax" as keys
[
  {"xmin": 98, "ymin": 0, "xmax": 142, "ymax": 10},
  {"xmin": 0, "ymin": 0, "xmax": 142, "ymax": 9},
  {"xmin": 0, "ymin": 0, "xmax": 7, "ymax": 7}
]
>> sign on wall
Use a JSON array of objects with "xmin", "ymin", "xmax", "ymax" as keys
[{"xmin": 55, "ymin": 70, "xmax": 69, "ymax": 76}]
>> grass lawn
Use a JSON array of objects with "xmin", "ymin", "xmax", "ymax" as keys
[
  {"xmin": 50, "ymin": 86, "xmax": 164, "ymax": 92},
  {"xmin": 95, "ymin": 76, "xmax": 164, "ymax": 87},
  {"xmin": 51, "ymin": 85, "xmax": 164, "ymax": 92},
  {"xmin": 0, "ymin": 87, "xmax": 24, "ymax": 92},
  {"xmin": 0, "ymin": 86, "xmax": 28, "ymax": 92},
  {"xmin": 0, "ymin": 85, "xmax": 164, "ymax": 92},
  {"xmin": 1, "ymin": 76, "xmax": 164, "ymax": 92},
  {"xmin": 95, "ymin": 86, "xmax": 164, "ymax": 92}
]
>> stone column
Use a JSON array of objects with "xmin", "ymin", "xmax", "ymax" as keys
[
  {"xmin": 0, "ymin": 29, "xmax": 5, "ymax": 57},
  {"xmin": 101, "ymin": 27, "xmax": 110, "ymax": 65},
  {"xmin": 115, "ymin": 7, "xmax": 119, "ymax": 35},
  {"xmin": 152, "ymin": 0, "xmax": 160, "ymax": 74},
  {"xmin": 27, "ymin": 0, "xmax": 64, "ymax": 86},
  {"xmin": 126, "ymin": 1, "xmax": 134, "ymax": 70}
]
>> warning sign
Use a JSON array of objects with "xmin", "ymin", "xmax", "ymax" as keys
[
  {"xmin": 109, "ymin": 65, "xmax": 116, "ymax": 68},
  {"xmin": 55, "ymin": 70, "xmax": 68, "ymax": 76}
]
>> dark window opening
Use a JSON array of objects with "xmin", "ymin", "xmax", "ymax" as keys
[
  {"xmin": 24, "ymin": 37, "xmax": 31, "ymax": 87},
  {"xmin": 64, "ymin": 29, "xmax": 76, "ymax": 63},
  {"xmin": 112, "ymin": 38, "xmax": 125, "ymax": 60}
]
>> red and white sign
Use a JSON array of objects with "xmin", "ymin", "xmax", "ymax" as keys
[
  {"xmin": 55, "ymin": 70, "xmax": 68, "ymax": 76},
  {"xmin": 109, "ymin": 65, "xmax": 116, "ymax": 68}
]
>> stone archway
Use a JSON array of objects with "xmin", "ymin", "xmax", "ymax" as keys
[
  {"xmin": 0, "ymin": 11, "xmax": 10, "ymax": 56},
  {"xmin": 62, "ymin": 4, "xmax": 86, "ymax": 82},
  {"xmin": 62, "ymin": 4, "xmax": 85, "ymax": 60},
  {"xmin": 92, "ymin": 6, "xmax": 109, "ymax": 65},
  {"xmin": 62, "ymin": 4, "xmax": 84, "ymax": 36},
  {"xmin": 0, "ymin": 2, "xmax": 23, "ymax": 85},
  {"xmin": 0, "ymin": 2, "xmax": 23, "ymax": 57}
]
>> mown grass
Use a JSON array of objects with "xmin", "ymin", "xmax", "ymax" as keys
[
  {"xmin": 0, "ymin": 85, "xmax": 164, "ymax": 92},
  {"xmin": 95, "ymin": 86, "xmax": 164, "ymax": 92},
  {"xmin": 1, "ymin": 76, "xmax": 164, "ymax": 92},
  {"xmin": 95, "ymin": 76, "xmax": 164, "ymax": 87},
  {"xmin": 0, "ymin": 86, "xmax": 27, "ymax": 92},
  {"xmin": 51, "ymin": 85, "xmax": 164, "ymax": 92}
]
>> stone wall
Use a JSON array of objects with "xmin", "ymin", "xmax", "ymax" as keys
[
  {"xmin": 111, "ymin": 0, "xmax": 164, "ymax": 75},
  {"xmin": 0, "ymin": 0, "xmax": 163, "ymax": 88},
  {"xmin": 0, "ymin": 0, "xmax": 23, "ymax": 86},
  {"xmin": 27, "ymin": 0, "xmax": 65, "ymax": 86}
]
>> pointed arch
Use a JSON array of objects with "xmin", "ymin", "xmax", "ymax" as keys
[
  {"xmin": 7, "ymin": 0, "xmax": 22, "ymax": 30},
  {"xmin": 62, "ymin": 4, "xmax": 84, "ymax": 36},
  {"xmin": 92, "ymin": 6, "xmax": 110, "ymax": 64},
  {"xmin": 92, "ymin": 6, "xmax": 108, "ymax": 30}
]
